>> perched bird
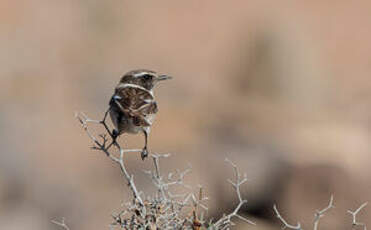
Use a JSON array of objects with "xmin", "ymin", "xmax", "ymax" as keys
[{"xmin": 109, "ymin": 69, "xmax": 172, "ymax": 160}]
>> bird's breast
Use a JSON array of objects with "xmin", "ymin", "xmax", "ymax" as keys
[{"xmin": 144, "ymin": 114, "xmax": 156, "ymax": 126}]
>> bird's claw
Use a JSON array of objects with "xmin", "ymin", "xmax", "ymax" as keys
[
  {"xmin": 112, "ymin": 129, "xmax": 119, "ymax": 139},
  {"xmin": 141, "ymin": 148, "xmax": 148, "ymax": 160}
]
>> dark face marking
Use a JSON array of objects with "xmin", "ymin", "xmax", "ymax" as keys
[
  {"xmin": 142, "ymin": 74, "xmax": 153, "ymax": 81},
  {"xmin": 120, "ymin": 70, "xmax": 157, "ymax": 90},
  {"xmin": 138, "ymin": 74, "xmax": 155, "ymax": 90}
]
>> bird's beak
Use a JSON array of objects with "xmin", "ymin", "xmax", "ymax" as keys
[{"xmin": 156, "ymin": 75, "xmax": 172, "ymax": 82}]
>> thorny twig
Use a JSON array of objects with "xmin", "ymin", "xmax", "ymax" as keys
[
  {"xmin": 76, "ymin": 111, "xmax": 257, "ymax": 229},
  {"xmin": 274, "ymin": 196, "xmax": 369, "ymax": 230},
  {"xmin": 273, "ymin": 196, "xmax": 334, "ymax": 230},
  {"xmin": 273, "ymin": 204, "xmax": 302, "ymax": 230},
  {"xmin": 51, "ymin": 218, "xmax": 70, "ymax": 230},
  {"xmin": 76, "ymin": 112, "xmax": 145, "ymax": 208},
  {"xmin": 72, "ymin": 110, "xmax": 370, "ymax": 229},
  {"xmin": 76, "ymin": 111, "xmax": 199, "ymax": 229},
  {"xmin": 212, "ymin": 158, "xmax": 256, "ymax": 229},
  {"xmin": 347, "ymin": 202, "xmax": 368, "ymax": 230},
  {"xmin": 273, "ymin": 195, "xmax": 335, "ymax": 230},
  {"xmin": 313, "ymin": 195, "xmax": 334, "ymax": 230},
  {"xmin": 75, "ymin": 109, "xmax": 371, "ymax": 230}
]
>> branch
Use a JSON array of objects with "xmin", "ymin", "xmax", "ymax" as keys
[
  {"xmin": 213, "ymin": 158, "xmax": 255, "ymax": 228},
  {"xmin": 347, "ymin": 202, "xmax": 368, "ymax": 230},
  {"xmin": 151, "ymin": 153, "xmax": 170, "ymax": 200},
  {"xmin": 51, "ymin": 218, "xmax": 70, "ymax": 230},
  {"xmin": 274, "ymin": 195, "xmax": 334, "ymax": 230},
  {"xmin": 75, "ymin": 112, "xmax": 145, "ymax": 208},
  {"xmin": 313, "ymin": 195, "xmax": 334, "ymax": 230},
  {"xmin": 273, "ymin": 204, "xmax": 302, "ymax": 230}
]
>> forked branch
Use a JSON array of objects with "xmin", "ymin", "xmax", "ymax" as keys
[
  {"xmin": 347, "ymin": 202, "xmax": 368, "ymax": 230},
  {"xmin": 212, "ymin": 158, "xmax": 256, "ymax": 229},
  {"xmin": 274, "ymin": 196, "xmax": 368, "ymax": 230},
  {"xmin": 76, "ymin": 112, "xmax": 145, "ymax": 208},
  {"xmin": 51, "ymin": 218, "xmax": 70, "ymax": 230}
]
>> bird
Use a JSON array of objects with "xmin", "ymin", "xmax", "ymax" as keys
[{"xmin": 108, "ymin": 69, "xmax": 172, "ymax": 160}]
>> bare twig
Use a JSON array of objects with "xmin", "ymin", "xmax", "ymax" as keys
[
  {"xmin": 212, "ymin": 158, "xmax": 255, "ymax": 229},
  {"xmin": 51, "ymin": 218, "xmax": 70, "ymax": 230},
  {"xmin": 151, "ymin": 153, "xmax": 170, "ymax": 200},
  {"xmin": 274, "ymin": 195, "xmax": 334, "ymax": 230},
  {"xmin": 76, "ymin": 111, "xmax": 209, "ymax": 229},
  {"xmin": 75, "ymin": 111, "xmax": 370, "ymax": 230},
  {"xmin": 273, "ymin": 204, "xmax": 302, "ymax": 230},
  {"xmin": 76, "ymin": 112, "xmax": 145, "ymax": 208},
  {"xmin": 313, "ymin": 195, "xmax": 334, "ymax": 230},
  {"xmin": 347, "ymin": 202, "xmax": 368, "ymax": 230}
]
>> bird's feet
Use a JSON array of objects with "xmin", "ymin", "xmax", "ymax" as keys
[
  {"xmin": 112, "ymin": 129, "xmax": 119, "ymax": 139},
  {"xmin": 141, "ymin": 148, "xmax": 148, "ymax": 160}
]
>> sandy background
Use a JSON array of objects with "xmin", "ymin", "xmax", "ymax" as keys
[{"xmin": 1, "ymin": 1, "xmax": 371, "ymax": 229}]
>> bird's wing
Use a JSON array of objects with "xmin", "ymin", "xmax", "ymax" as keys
[
  {"xmin": 114, "ymin": 84, "xmax": 153, "ymax": 110},
  {"xmin": 132, "ymin": 102, "xmax": 158, "ymax": 127},
  {"xmin": 113, "ymin": 84, "xmax": 157, "ymax": 127}
]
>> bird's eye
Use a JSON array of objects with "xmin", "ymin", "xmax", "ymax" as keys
[{"xmin": 143, "ymin": 74, "xmax": 152, "ymax": 80}]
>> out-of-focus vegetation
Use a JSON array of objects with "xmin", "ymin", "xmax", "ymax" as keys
[{"xmin": 1, "ymin": 1, "xmax": 370, "ymax": 229}]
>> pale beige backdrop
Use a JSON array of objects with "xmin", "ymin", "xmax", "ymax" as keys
[{"xmin": 1, "ymin": 0, "xmax": 371, "ymax": 229}]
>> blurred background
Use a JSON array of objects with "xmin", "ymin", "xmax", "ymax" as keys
[{"xmin": 1, "ymin": 0, "xmax": 371, "ymax": 229}]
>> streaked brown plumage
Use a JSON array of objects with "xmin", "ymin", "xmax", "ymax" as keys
[{"xmin": 109, "ymin": 69, "xmax": 172, "ymax": 160}]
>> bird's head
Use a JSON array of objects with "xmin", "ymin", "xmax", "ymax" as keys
[{"xmin": 119, "ymin": 69, "xmax": 172, "ymax": 90}]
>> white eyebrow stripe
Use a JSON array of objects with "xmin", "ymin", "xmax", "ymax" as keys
[
  {"xmin": 133, "ymin": 72, "xmax": 154, "ymax": 77},
  {"xmin": 116, "ymin": 83, "xmax": 154, "ymax": 98}
]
